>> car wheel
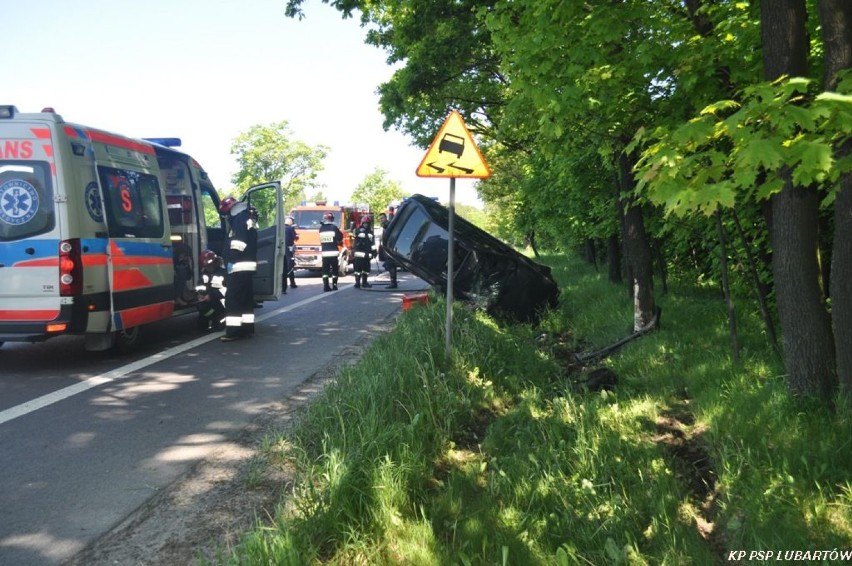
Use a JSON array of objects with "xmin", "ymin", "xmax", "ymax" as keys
[{"xmin": 113, "ymin": 326, "xmax": 142, "ymax": 353}]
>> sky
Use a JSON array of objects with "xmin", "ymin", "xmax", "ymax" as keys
[{"xmin": 2, "ymin": 0, "xmax": 481, "ymax": 207}]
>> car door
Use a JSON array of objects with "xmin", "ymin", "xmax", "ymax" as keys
[
  {"xmin": 242, "ymin": 181, "xmax": 284, "ymax": 301},
  {"xmin": 95, "ymin": 162, "xmax": 174, "ymax": 331}
]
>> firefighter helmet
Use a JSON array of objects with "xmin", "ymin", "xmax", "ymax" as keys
[
  {"xmin": 361, "ymin": 215, "xmax": 372, "ymax": 226},
  {"xmin": 201, "ymin": 249, "xmax": 218, "ymax": 267},
  {"xmin": 323, "ymin": 212, "xmax": 334, "ymax": 222},
  {"xmin": 219, "ymin": 196, "xmax": 238, "ymax": 214}
]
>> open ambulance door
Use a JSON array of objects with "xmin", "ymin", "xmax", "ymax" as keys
[
  {"xmin": 87, "ymin": 160, "xmax": 175, "ymax": 351},
  {"xmin": 242, "ymin": 182, "xmax": 284, "ymax": 301}
]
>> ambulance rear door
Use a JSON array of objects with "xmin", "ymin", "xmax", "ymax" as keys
[
  {"xmin": 242, "ymin": 182, "xmax": 283, "ymax": 301},
  {"xmin": 91, "ymin": 132, "xmax": 174, "ymax": 335},
  {"xmin": 0, "ymin": 108, "xmax": 62, "ymax": 343}
]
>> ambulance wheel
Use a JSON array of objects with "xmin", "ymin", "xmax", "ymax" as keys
[{"xmin": 113, "ymin": 326, "xmax": 142, "ymax": 353}]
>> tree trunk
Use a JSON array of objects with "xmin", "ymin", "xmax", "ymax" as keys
[
  {"xmin": 614, "ymin": 167, "xmax": 633, "ymax": 297},
  {"xmin": 763, "ymin": 0, "xmax": 837, "ymax": 401},
  {"xmin": 820, "ymin": 0, "xmax": 852, "ymax": 397},
  {"xmin": 731, "ymin": 209, "xmax": 781, "ymax": 359},
  {"xmin": 525, "ymin": 231, "xmax": 540, "ymax": 258},
  {"xmin": 716, "ymin": 208, "xmax": 740, "ymax": 363},
  {"xmin": 651, "ymin": 237, "xmax": 668, "ymax": 295},
  {"xmin": 619, "ymin": 151, "xmax": 657, "ymax": 332},
  {"xmin": 607, "ymin": 234, "xmax": 623, "ymax": 285},
  {"xmin": 583, "ymin": 238, "xmax": 598, "ymax": 269}
]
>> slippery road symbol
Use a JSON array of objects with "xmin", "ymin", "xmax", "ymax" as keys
[{"xmin": 416, "ymin": 110, "xmax": 490, "ymax": 179}]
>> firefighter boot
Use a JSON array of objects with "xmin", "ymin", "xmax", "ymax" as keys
[
  {"xmin": 360, "ymin": 273, "xmax": 371, "ymax": 288},
  {"xmin": 323, "ymin": 277, "xmax": 331, "ymax": 292},
  {"xmin": 332, "ymin": 277, "xmax": 338, "ymax": 291},
  {"xmin": 354, "ymin": 272, "xmax": 361, "ymax": 288}
]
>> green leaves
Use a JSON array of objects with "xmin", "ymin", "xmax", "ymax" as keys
[
  {"xmin": 230, "ymin": 121, "xmax": 329, "ymax": 207},
  {"xmin": 637, "ymin": 75, "xmax": 852, "ymax": 217}
]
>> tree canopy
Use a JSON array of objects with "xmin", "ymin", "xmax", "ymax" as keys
[
  {"xmin": 284, "ymin": 0, "xmax": 852, "ymax": 403},
  {"xmin": 230, "ymin": 121, "xmax": 329, "ymax": 212},
  {"xmin": 349, "ymin": 167, "xmax": 407, "ymax": 216}
]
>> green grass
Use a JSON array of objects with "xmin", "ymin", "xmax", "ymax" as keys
[{"xmin": 208, "ymin": 254, "xmax": 852, "ymax": 565}]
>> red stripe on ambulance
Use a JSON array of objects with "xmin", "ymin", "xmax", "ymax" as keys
[
  {"xmin": 13, "ymin": 253, "xmax": 108, "ymax": 268},
  {"xmin": 112, "ymin": 268, "xmax": 154, "ymax": 290},
  {"xmin": 0, "ymin": 310, "xmax": 61, "ymax": 322},
  {"xmin": 117, "ymin": 302, "xmax": 174, "ymax": 328},
  {"xmin": 86, "ymin": 130, "xmax": 155, "ymax": 155}
]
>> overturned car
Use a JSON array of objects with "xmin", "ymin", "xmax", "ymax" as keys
[{"xmin": 381, "ymin": 194, "xmax": 560, "ymax": 324}]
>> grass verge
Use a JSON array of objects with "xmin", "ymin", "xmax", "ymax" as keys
[{"xmin": 209, "ymin": 254, "xmax": 851, "ymax": 565}]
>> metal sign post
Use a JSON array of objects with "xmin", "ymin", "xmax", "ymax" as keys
[
  {"xmin": 445, "ymin": 177, "xmax": 456, "ymax": 361},
  {"xmin": 415, "ymin": 110, "xmax": 491, "ymax": 364}
]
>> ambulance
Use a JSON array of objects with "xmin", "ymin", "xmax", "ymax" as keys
[{"xmin": 0, "ymin": 105, "xmax": 284, "ymax": 351}]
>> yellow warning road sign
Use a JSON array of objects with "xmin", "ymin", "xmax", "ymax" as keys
[{"xmin": 416, "ymin": 110, "xmax": 491, "ymax": 178}]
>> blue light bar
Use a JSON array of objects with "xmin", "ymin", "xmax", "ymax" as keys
[{"xmin": 142, "ymin": 137, "xmax": 182, "ymax": 147}]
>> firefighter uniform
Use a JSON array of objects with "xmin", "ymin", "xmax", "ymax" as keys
[
  {"xmin": 283, "ymin": 216, "xmax": 298, "ymax": 292},
  {"xmin": 352, "ymin": 219, "xmax": 375, "ymax": 288},
  {"xmin": 319, "ymin": 216, "xmax": 344, "ymax": 292},
  {"xmin": 221, "ymin": 201, "xmax": 258, "ymax": 341},
  {"xmin": 196, "ymin": 254, "xmax": 227, "ymax": 331}
]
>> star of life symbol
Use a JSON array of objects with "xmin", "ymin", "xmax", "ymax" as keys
[
  {"xmin": 0, "ymin": 179, "xmax": 39, "ymax": 225},
  {"xmin": 85, "ymin": 182, "xmax": 104, "ymax": 222}
]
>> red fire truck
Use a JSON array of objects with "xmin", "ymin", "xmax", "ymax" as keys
[{"xmin": 288, "ymin": 201, "xmax": 370, "ymax": 275}]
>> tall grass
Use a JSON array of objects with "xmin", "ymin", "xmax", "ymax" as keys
[{"xmin": 213, "ymin": 254, "xmax": 851, "ymax": 565}]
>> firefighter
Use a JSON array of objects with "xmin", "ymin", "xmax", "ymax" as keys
[
  {"xmin": 283, "ymin": 215, "xmax": 299, "ymax": 292},
  {"xmin": 378, "ymin": 212, "xmax": 398, "ymax": 289},
  {"xmin": 319, "ymin": 211, "xmax": 343, "ymax": 292},
  {"xmin": 352, "ymin": 214, "xmax": 375, "ymax": 289},
  {"xmin": 195, "ymin": 249, "xmax": 227, "ymax": 331},
  {"xmin": 219, "ymin": 196, "xmax": 258, "ymax": 341}
]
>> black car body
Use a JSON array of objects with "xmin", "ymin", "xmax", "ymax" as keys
[{"xmin": 382, "ymin": 194, "xmax": 560, "ymax": 324}]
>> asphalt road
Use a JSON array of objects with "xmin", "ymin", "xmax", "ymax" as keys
[{"xmin": 0, "ymin": 270, "xmax": 426, "ymax": 566}]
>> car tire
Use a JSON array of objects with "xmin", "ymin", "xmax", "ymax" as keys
[{"xmin": 113, "ymin": 326, "xmax": 142, "ymax": 353}]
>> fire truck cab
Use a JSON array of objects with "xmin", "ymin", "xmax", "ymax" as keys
[
  {"xmin": 0, "ymin": 105, "xmax": 285, "ymax": 351},
  {"xmin": 289, "ymin": 201, "xmax": 370, "ymax": 276}
]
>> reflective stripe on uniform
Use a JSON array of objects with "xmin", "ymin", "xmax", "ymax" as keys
[
  {"xmin": 354, "ymin": 251, "xmax": 367, "ymax": 257},
  {"xmin": 230, "ymin": 239, "xmax": 247, "ymax": 251},
  {"xmin": 241, "ymin": 313, "xmax": 255, "ymax": 324},
  {"xmin": 225, "ymin": 316, "xmax": 242, "ymax": 327},
  {"xmin": 322, "ymin": 250, "xmax": 339, "ymax": 257},
  {"xmin": 231, "ymin": 261, "xmax": 257, "ymax": 272},
  {"xmin": 211, "ymin": 275, "xmax": 225, "ymax": 288}
]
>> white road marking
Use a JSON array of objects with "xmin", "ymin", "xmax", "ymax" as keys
[{"xmin": 0, "ymin": 288, "xmax": 347, "ymax": 426}]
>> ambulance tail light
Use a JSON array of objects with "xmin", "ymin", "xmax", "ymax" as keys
[{"xmin": 59, "ymin": 239, "xmax": 83, "ymax": 296}]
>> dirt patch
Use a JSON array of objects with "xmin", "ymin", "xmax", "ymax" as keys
[
  {"xmin": 535, "ymin": 331, "xmax": 727, "ymax": 560},
  {"xmin": 68, "ymin": 316, "xmax": 398, "ymax": 566},
  {"xmin": 653, "ymin": 402, "xmax": 728, "ymax": 561}
]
